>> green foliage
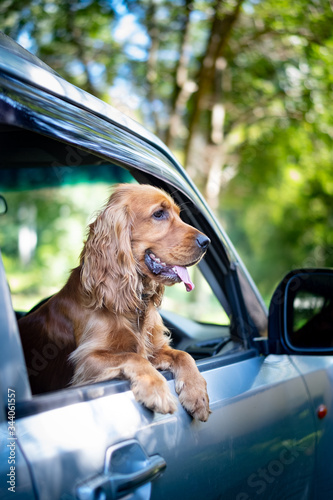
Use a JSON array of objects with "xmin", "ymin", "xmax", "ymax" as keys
[
  {"xmin": 1, "ymin": 0, "xmax": 121, "ymax": 95},
  {"xmin": 2, "ymin": 0, "xmax": 333, "ymax": 300},
  {"xmin": 221, "ymin": 122, "xmax": 333, "ymax": 299},
  {"xmin": 0, "ymin": 184, "xmax": 112, "ymax": 309}
]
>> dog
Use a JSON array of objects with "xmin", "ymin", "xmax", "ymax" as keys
[{"xmin": 18, "ymin": 184, "xmax": 211, "ymax": 421}]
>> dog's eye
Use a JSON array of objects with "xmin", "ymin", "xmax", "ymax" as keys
[{"xmin": 152, "ymin": 209, "xmax": 167, "ymax": 220}]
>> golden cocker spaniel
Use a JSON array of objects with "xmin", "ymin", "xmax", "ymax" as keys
[{"xmin": 19, "ymin": 184, "xmax": 211, "ymax": 421}]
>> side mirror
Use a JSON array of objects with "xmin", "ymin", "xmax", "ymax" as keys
[{"xmin": 268, "ymin": 269, "xmax": 333, "ymax": 354}]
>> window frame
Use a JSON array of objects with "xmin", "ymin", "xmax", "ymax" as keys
[{"xmin": 0, "ymin": 76, "xmax": 267, "ymax": 418}]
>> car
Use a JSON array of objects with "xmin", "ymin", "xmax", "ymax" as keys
[{"xmin": 0, "ymin": 32, "xmax": 333, "ymax": 500}]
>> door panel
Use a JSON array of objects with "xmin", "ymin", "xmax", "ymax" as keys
[
  {"xmin": 17, "ymin": 391, "xmax": 153, "ymax": 499},
  {"xmin": 142, "ymin": 355, "xmax": 316, "ymax": 500},
  {"xmin": 291, "ymin": 355, "xmax": 333, "ymax": 498},
  {"xmin": 0, "ymin": 422, "xmax": 36, "ymax": 499},
  {"xmin": 16, "ymin": 354, "xmax": 316, "ymax": 500}
]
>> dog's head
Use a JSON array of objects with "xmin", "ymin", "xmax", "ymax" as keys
[
  {"xmin": 80, "ymin": 184, "xmax": 210, "ymax": 311},
  {"xmin": 127, "ymin": 184, "xmax": 210, "ymax": 291}
]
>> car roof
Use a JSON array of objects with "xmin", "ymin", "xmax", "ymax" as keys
[
  {"xmin": 0, "ymin": 32, "xmax": 59, "ymax": 75},
  {"xmin": 0, "ymin": 31, "xmax": 169, "ymax": 159}
]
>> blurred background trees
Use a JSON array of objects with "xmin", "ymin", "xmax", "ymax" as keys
[{"xmin": 2, "ymin": 0, "xmax": 333, "ymax": 301}]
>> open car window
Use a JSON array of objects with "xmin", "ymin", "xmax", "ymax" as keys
[{"xmin": 0, "ymin": 130, "xmax": 234, "ymax": 396}]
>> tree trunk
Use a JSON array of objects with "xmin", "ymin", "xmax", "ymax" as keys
[
  {"xmin": 165, "ymin": 0, "xmax": 193, "ymax": 149},
  {"xmin": 146, "ymin": 1, "xmax": 161, "ymax": 136},
  {"xmin": 66, "ymin": 0, "xmax": 99, "ymax": 97},
  {"xmin": 184, "ymin": 0, "xmax": 244, "ymax": 179}
]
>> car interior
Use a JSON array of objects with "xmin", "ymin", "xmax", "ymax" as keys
[{"xmin": 0, "ymin": 125, "xmax": 253, "ymax": 410}]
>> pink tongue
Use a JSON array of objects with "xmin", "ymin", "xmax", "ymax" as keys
[{"xmin": 174, "ymin": 266, "xmax": 194, "ymax": 292}]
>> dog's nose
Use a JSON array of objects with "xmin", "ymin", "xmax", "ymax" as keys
[{"xmin": 196, "ymin": 234, "xmax": 210, "ymax": 250}]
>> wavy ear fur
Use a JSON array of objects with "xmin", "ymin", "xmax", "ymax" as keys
[{"xmin": 80, "ymin": 188, "xmax": 141, "ymax": 313}]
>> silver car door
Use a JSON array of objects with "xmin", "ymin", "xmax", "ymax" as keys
[
  {"xmin": 291, "ymin": 355, "xmax": 333, "ymax": 499},
  {"xmin": 15, "ymin": 352, "xmax": 316, "ymax": 499}
]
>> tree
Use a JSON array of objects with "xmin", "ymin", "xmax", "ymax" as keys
[
  {"xmin": 2, "ymin": 0, "xmax": 120, "ymax": 97},
  {"xmin": 2, "ymin": 0, "xmax": 333, "ymax": 297}
]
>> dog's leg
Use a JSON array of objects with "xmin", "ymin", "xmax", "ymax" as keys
[
  {"xmin": 152, "ymin": 346, "xmax": 211, "ymax": 422},
  {"xmin": 71, "ymin": 351, "xmax": 177, "ymax": 415}
]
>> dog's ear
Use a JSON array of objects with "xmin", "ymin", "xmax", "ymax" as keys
[{"xmin": 80, "ymin": 188, "xmax": 141, "ymax": 313}]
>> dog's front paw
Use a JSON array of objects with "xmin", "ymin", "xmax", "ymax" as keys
[
  {"xmin": 132, "ymin": 371, "xmax": 177, "ymax": 415},
  {"xmin": 176, "ymin": 373, "xmax": 211, "ymax": 422}
]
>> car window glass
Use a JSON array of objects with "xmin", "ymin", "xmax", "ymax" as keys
[{"xmin": 0, "ymin": 135, "xmax": 233, "ymax": 396}]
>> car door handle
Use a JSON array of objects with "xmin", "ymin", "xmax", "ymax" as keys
[{"xmin": 76, "ymin": 440, "xmax": 167, "ymax": 500}]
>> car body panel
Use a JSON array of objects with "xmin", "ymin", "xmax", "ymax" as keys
[
  {"xmin": 0, "ymin": 420, "xmax": 36, "ymax": 499},
  {"xmin": 290, "ymin": 356, "xmax": 333, "ymax": 497},
  {"xmin": 0, "ymin": 255, "xmax": 34, "ymax": 498},
  {"xmin": 14, "ymin": 353, "xmax": 315, "ymax": 500},
  {"xmin": 0, "ymin": 254, "xmax": 31, "ymax": 406}
]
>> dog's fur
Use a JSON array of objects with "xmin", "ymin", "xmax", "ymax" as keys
[{"xmin": 19, "ymin": 184, "xmax": 211, "ymax": 421}]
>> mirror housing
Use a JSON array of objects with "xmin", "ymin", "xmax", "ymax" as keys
[{"xmin": 268, "ymin": 268, "xmax": 333, "ymax": 354}]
